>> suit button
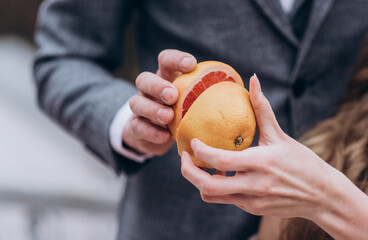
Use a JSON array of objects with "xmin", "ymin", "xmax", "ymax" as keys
[{"xmin": 292, "ymin": 78, "xmax": 307, "ymax": 98}]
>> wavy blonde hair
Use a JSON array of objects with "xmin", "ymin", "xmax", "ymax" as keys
[{"xmin": 281, "ymin": 38, "xmax": 368, "ymax": 240}]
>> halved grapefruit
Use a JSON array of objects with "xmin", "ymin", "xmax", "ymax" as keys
[{"xmin": 168, "ymin": 61, "xmax": 256, "ymax": 168}]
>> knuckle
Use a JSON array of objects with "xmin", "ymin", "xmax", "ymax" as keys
[
  {"xmin": 158, "ymin": 50, "xmax": 169, "ymax": 63},
  {"xmin": 151, "ymin": 77, "xmax": 164, "ymax": 96},
  {"xmin": 129, "ymin": 95, "xmax": 139, "ymax": 112},
  {"xmin": 142, "ymin": 123, "xmax": 155, "ymax": 140},
  {"xmin": 216, "ymin": 157, "xmax": 231, "ymax": 170},
  {"xmin": 200, "ymin": 180, "xmax": 217, "ymax": 195},
  {"xmin": 263, "ymin": 155, "xmax": 276, "ymax": 168},
  {"xmin": 256, "ymin": 177, "xmax": 274, "ymax": 196},
  {"xmin": 130, "ymin": 118, "xmax": 140, "ymax": 135},
  {"xmin": 257, "ymin": 183, "xmax": 271, "ymax": 197},
  {"xmin": 192, "ymin": 147, "xmax": 203, "ymax": 159},
  {"xmin": 181, "ymin": 164, "xmax": 189, "ymax": 178},
  {"xmin": 195, "ymin": 148, "xmax": 215, "ymax": 164},
  {"xmin": 248, "ymin": 198, "xmax": 258, "ymax": 209},
  {"xmin": 250, "ymin": 208, "xmax": 262, "ymax": 216},
  {"xmin": 135, "ymin": 71, "xmax": 150, "ymax": 89},
  {"xmin": 247, "ymin": 199, "xmax": 264, "ymax": 215},
  {"xmin": 200, "ymin": 193, "xmax": 212, "ymax": 203}
]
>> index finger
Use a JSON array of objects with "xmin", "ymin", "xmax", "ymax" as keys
[
  {"xmin": 135, "ymin": 71, "xmax": 179, "ymax": 105},
  {"xmin": 180, "ymin": 151, "xmax": 259, "ymax": 196},
  {"xmin": 191, "ymin": 139, "xmax": 265, "ymax": 172}
]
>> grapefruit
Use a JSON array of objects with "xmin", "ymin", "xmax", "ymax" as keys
[{"xmin": 168, "ymin": 61, "xmax": 256, "ymax": 168}]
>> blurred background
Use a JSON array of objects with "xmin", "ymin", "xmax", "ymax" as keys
[{"xmin": 0, "ymin": 1, "xmax": 138, "ymax": 239}]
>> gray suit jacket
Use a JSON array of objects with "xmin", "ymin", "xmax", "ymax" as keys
[{"xmin": 34, "ymin": 0, "xmax": 368, "ymax": 239}]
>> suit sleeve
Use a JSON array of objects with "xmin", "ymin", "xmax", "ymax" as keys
[{"xmin": 34, "ymin": 0, "xmax": 145, "ymax": 175}]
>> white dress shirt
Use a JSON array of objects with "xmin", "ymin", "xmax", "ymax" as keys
[
  {"xmin": 109, "ymin": 0, "xmax": 296, "ymax": 162},
  {"xmin": 279, "ymin": 0, "xmax": 295, "ymax": 14}
]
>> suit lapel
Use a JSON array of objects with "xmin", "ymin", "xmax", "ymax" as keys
[
  {"xmin": 251, "ymin": 0, "xmax": 299, "ymax": 46},
  {"xmin": 289, "ymin": 0, "xmax": 336, "ymax": 82},
  {"xmin": 290, "ymin": 0, "xmax": 308, "ymax": 18}
]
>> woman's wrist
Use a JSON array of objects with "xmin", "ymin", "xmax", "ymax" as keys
[{"xmin": 310, "ymin": 165, "xmax": 368, "ymax": 239}]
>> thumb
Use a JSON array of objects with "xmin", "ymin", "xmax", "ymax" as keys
[{"xmin": 249, "ymin": 74, "xmax": 284, "ymax": 142}]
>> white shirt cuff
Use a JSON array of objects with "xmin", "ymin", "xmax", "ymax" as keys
[{"xmin": 109, "ymin": 100, "xmax": 153, "ymax": 163}]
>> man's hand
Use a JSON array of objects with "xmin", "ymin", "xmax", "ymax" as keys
[{"xmin": 123, "ymin": 49, "xmax": 197, "ymax": 155}]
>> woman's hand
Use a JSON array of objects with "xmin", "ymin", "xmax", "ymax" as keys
[
  {"xmin": 180, "ymin": 75, "xmax": 368, "ymax": 239},
  {"xmin": 123, "ymin": 49, "xmax": 197, "ymax": 155},
  {"xmin": 181, "ymin": 75, "xmax": 332, "ymax": 218}
]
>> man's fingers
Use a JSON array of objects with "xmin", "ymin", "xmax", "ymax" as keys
[
  {"xmin": 130, "ymin": 117, "xmax": 171, "ymax": 144},
  {"xmin": 157, "ymin": 49, "xmax": 197, "ymax": 81},
  {"xmin": 132, "ymin": 137, "xmax": 174, "ymax": 156},
  {"xmin": 136, "ymin": 71, "xmax": 179, "ymax": 105},
  {"xmin": 130, "ymin": 94, "xmax": 174, "ymax": 125},
  {"xmin": 135, "ymin": 50, "xmax": 196, "ymax": 105}
]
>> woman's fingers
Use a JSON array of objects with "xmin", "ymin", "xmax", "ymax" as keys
[
  {"xmin": 249, "ymin": 75, "xmax": 285, "ymax": 143},
  {"xmin": 177, "ymin": 75, "xmax": 332, "ymax": 220},
  {"xmin": 181, "ymin": 151, "xmax": 245, "ymax": 195},
  {"xmin": 181, "ymin": 151, "xmax": 275, "ymax": 196},
  {"xmin": 190, "ymin": 139, "xmax": 264, "ymax": 172}
]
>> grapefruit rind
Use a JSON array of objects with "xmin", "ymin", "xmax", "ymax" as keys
[
  {"xmin": 168, "ymin": 61, "xmax": 244, "ymax": 140},
  {"xmin": 176, "ymin": 81, "xmax": 256, "ymax": 168}
]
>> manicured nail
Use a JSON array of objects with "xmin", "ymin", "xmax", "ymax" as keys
[
  {"xmin": 253, "ymin": 73, "xmax": 259, "ymax": 84},
  {"xmin": 161, "ymin": 87, "xmax": 175, "ymax": 102},
  {"xmin": 157, "ymin": 108, "xmax": 171, "ymax": 123},
  {"xmin": 253, "ymin": 73, "xmax": 262, "ymax": 94},
  {"xmin": 181, "ymin": 57, "xmax": 194, "ymax": 70}
]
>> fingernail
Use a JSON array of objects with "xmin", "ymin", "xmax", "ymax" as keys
[
  {"xmin": 181, "ymin": 57, "xmax": 194, "ymax": 69},
  {"xmin": 157, "ymin": 108, "xmax": 171, "ymax": 123},
  {"xmin": 162, "ymin": 87, "xmax": 175, "ymax": 102},
  {"xmin": 253, "ymin": 73, "xmax": 259, "ymax": 84},
  {"xmin": 253, "ymin": 73, "xmax": 262, "ymax": 94}
]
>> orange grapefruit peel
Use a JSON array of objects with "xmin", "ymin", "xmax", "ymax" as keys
[{"xmin": 168, "ymin": 61, "xmax": 256, "ymax": 168}]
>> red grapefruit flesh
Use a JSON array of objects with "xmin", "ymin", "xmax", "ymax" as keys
[{"xmin": 182, "ymin": 71, "xmax": 236, "ymax": 118}]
